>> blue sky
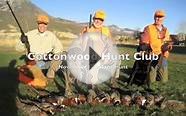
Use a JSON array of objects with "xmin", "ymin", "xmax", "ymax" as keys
[{"xmin": 32, "ymin": 0, "xmax": 186, "ymax": 34}]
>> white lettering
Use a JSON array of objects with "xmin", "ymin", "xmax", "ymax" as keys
[
  {"xmin": 53, "ymin": 54, "xmax": 60, "ymax": 60},
  {"xmin": 27, "ymin": 53, "xmax": 35, "ymax": 60},
  {"xmin": 102, "ymin": 53, "xmax": 110, "ymax": 60},
  {"xmin": 84, "ymin": 54, "xmax": 89, "ymax": 60},
  {"xmin": 77, "ymin": 54, "xmax": 83, "ymax": 60},
  {"xmin": 134, "ymin": 52, "xmax": 159, "ymax": 60}
]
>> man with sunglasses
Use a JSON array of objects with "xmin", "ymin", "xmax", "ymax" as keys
[
  {"xmin": 81, "ymin": 10, "xmax": 111, "ymax": 38},
  {"xmin": 140, "ymin": 10, "xmax": 172, "ymax": 86}
]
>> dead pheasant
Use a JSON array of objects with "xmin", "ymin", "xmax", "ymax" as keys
[
  {"xmin": 160, "ymin": 99, "xmax": 186, "ymax": 111},
  {"xmin": 134, "ymin": 95, "xmax": 146, "ymax": 107},
  {"xmin": 57, "ymin": 96, "xmax": 78, "ymax": 107},
  {"xmin": 121, "ymin": 95, "xmax": 132, "ymax": 106},
  {"xmin": 77, "ymin": 94, "xmax": 87, "ymax": 104},
  {"xmin": 144, "ymin": 94, "xmax": 155, "ymax": 109},
  {"xmin": 110, "ymin": 91, "xmax": 121, "ymax": 106}
]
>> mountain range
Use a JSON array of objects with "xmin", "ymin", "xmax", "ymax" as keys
[{"xmin": 0, "ymin": 0, "xmax": 137, "ymax": 49}]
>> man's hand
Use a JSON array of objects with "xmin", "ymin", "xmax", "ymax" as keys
[
  {"xmin": 161, "ymin": 42, "xmax": 173, "ymax": 52},
  {"xmin": 20, "ymin": 34, "xmax": 28, "ymax": 43}
]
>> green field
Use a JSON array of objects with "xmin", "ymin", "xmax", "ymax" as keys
[{"xmin": 0, "ymin": 46, "xmax": 186, "ymax": 115}]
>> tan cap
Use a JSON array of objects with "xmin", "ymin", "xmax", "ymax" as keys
[{"xmin": 37, "ymin": 15, "xmax": 49, "ymax": 24}]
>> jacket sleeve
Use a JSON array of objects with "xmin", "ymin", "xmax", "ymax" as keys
[
  {"xmin": 140, "ymin": 26, "xmax": 150, "ymax": 44},
  {"xmin": 52, "ymin": 34, "xmax": 63, "ymax": 54},
  {"xmin": 107, "ymin": 28, "xmax": 115, "ymax": 44},
  {"xmin": 162, "ymin": 28, "xmax": 171, "ymax": 58},
  {"xmin": 15, "ymin": 31, "xmax": 31, "ymax": 53},
  {"xmin": 15, "ymin": 39, "xmax": 25, "ymax": 52},
  {"xmin": 80, "ymin": 27, "xmax": 88, "ymax": 36},
  {"xmin": 164, "ymin": 29, "xmax": 170, "ymax": 42}
]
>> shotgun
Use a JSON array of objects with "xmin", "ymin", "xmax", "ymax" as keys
[
  {"xmin": 89, "ymin": 14, "xmax": 92, "ymax": 28},
  {"xmin": 6, "ymin": 1, "xmax": 30, "ymax": 53}
]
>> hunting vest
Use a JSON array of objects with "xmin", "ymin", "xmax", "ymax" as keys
[{"xmin": 141, "ymin": 24, "xmax": 170, "ymax": 58}]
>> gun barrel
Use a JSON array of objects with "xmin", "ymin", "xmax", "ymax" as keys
[
  {"xmin": 89, "ymin": 14, "xmax": 92, "ymax": 28},
  {"xmin": 6, "ymin": 1, "xmax": 25, "ymax": 35}
]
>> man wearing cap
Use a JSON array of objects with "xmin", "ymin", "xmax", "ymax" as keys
[
  {"xmin": 81, "ymin": 10, "xmax": 120, "ymax": 101},
  {"xmin": 141, "ymin": 10, "xmax": 172, "ymax": 84},
  {"xmin": 82, "ymin": 10, "xmax": 120, "ymax": 84},
  {"xmin": 81, "ymin": 10, "xmax": 111, "ymax": 38},
  {"xmin": 16, "ymin": 15, "xmax": 63, "ymax": 80}
]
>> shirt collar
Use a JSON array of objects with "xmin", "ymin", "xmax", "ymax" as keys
[{"xmin": 37, "ymin": 30, "xmax": 48, "ymax": 37}]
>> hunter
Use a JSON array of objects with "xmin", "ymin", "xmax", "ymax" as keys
[
  {"xmin": 140, "ymin": 10, "xmax": 172, "ymax": 84},
  {"xmin": 16, "ymin": 15, "xmax": 63, "ymax": 79},
  {"xmin": 15, "ymin": 15, "xmax": 70, "ymax": 91}
]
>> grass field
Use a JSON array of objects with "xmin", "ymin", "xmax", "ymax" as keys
[{"xmin": 0, "ymin": 45, "xmax": 186, "ymax": 115}]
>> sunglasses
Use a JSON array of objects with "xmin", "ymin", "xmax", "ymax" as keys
[
  {"xmin": 155, "ymin": 16, "xmax": 164, "ymax": 18},
  {"xmin": 38, "ymin": 22, "xmax": 48, "ymax": 25},
  {"xmin": 94, "ymin": 18, "xmax": 104, "ymax": 22}
]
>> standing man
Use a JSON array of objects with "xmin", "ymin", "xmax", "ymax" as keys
[{"xmin": 141, "ymin": 10, "xmax": 172, "ymax": 84}]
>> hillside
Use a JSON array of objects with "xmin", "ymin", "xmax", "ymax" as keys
[{"xmin": 0, "ymin": 0, "xmax": 136, "ymax": 49}]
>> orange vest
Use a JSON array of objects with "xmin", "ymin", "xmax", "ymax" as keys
[{"xmin": 141, "ymin": 24, "xmax": 170, "ymax": 58}]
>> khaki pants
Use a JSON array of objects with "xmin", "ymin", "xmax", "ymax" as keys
[
  {"xmin": 47, "ymin": 59, "xmax": 74, "ymax": 97},
  {"xmin": 36, "ymin": 58, "xmax": 74, "ymax": 97},
  {"xmin": 46, "ymin": 60, "xmax": 62, "ymax": 78},
  {"xmin": 110, "ymin": 60, "xmax": 121, "ymax": 87},
  {"xmin": 148, "ymin": 57, "xmax": 168, "ymax": 83},
  {"xmin": 36, "ymin": 59, "xmax": 61, "ymax": 78}
]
